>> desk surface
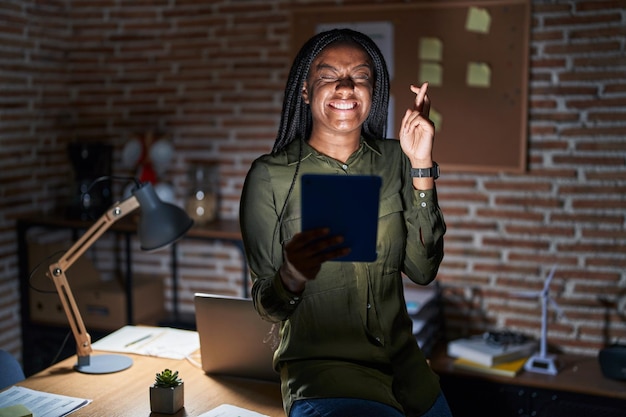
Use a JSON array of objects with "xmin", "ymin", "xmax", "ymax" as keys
[
  {"xmin": 13, "ymin": 352, "xmax": 284, "ymax": 416},
  {"xmin": 12, "ymin": 347, "xmax": 626, "ymax": 416},
  {"xmin": 429, "ymin": 345, "xmax": 626, "ymax": 401}
]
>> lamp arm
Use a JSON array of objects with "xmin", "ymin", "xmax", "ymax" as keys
[{"xmin": 47, "ymin": 195, "xmax": 140, "ymax": 358}]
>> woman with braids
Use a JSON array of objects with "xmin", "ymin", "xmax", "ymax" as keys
[{"xmin": 239, "ymin": 28, "xmax": 451, "ymax": 417}]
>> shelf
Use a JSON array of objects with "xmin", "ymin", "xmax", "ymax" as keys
[{"xmin": 428, "ymin": 344, "xmax": 626, "ymax": 417}]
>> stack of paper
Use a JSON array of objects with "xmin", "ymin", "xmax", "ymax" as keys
[
  {"xmin": 451, "ymin": 356, "xmax": 528, "ymax": 378},
  {"xmin": 404, "ymin": 283, "xmax": 441, "ymax": 357},
  {"xmin": 447, "ymin": 335, "xmax": 537, "ymax": 378}
]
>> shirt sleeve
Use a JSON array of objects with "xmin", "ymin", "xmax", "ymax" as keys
[
  {"xmin": 239, "ymin": 159, "xmax": 302, "ymax": 322},
  {"xmin": 403, "ymin": 185, "xmax": 446, "ymax": 285}
]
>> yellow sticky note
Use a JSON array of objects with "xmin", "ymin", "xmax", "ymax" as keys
[
  {"xmin": 466, "ymin": 62, "xmax": 491, "ymax": 87},
  {"xmin": 419, "ymin": 37, "xmax": 443, "ymax": 61},
  {"xmin": 466, "ymin": 7, "xmax": 491, "ymax": 34},
  {"xmin": 419, "ymin": 62, "xmax": 442, "ymax": 87},
  {"xmin": 0, "ymin": 404, "xmax": 33, "ymax": 417},
  {"xmin": 430, "ymin": 107, "xmax": 443, "ymax": 132}
]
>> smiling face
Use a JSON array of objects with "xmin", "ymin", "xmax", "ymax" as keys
[{"xmin": 302, "ymin": 42, "xmax": 374, "ymax": 142}]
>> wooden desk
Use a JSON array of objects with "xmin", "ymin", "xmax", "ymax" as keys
[
  {"xmin": 14, "ymin": 352, "xmax": 284, "ymax": 416},
  {"xmin": 429, "ymin": 346, "xmax": 626, "ymax": 417}
]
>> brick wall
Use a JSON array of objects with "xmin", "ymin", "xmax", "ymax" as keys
[
  {"xmin": 439, "ymin": 0, "xmax": 626, "ymax": 354},
  {"xmin": 0, "ymin": 0, "xmax": 71, "ymax": 360},
  {"xmin": 0, "ymin": 0, "xmax": 624, "ymax": 366}
]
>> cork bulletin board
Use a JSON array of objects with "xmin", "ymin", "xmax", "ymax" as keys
[{"xmin": 291, "ymin": 0, "xmax": 531, "ymax": 173}]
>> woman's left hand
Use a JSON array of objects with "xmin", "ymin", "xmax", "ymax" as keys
[{"xmin": 399, "ymin": 82, "xmax": 435, "ymax": 166}]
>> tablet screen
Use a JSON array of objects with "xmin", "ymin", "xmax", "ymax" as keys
[{"xmin": 300, "ymin": 174, "xmax": 381, "ymax": 262}]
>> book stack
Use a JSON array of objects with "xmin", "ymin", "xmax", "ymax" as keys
[
  {"xmin": 404, "ymin": 283, "xmax": 441, "ymax": 357},
  {"xmin": 447, "ymin": 334, "xmax": 538, "ymax": 378}
]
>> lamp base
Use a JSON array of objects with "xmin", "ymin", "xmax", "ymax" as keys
[
  {"xmin": 74, "ymin": 354, "xmax": 133, "ymax": 374},
  {"xmin": 524, "ymin": 353, "xmax": 559, "ymax": 375}
]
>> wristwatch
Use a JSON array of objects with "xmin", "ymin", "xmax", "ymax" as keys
[{"xmin": 411, "ymin": 162, "xmax": 439, "ymax": 180}]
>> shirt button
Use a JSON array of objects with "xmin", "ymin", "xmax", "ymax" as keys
[
  {"xmin": 376, "ymin": 337, "xmax": 381, "ymax": 342},
  {"xmin": 419, "ymin": 192, "xmax": 426, "ymax": 198},
  {"xmin": 421, "ymin": 202, "xmax": 427, "ymax": 208},
  {"xmin": 341, "ymin": 164, "xmax": 348, "ymax": 170},
  {"xmin": 289, "ymin": 300, "xmax": 296, "ymax": 305},
  {"xmin": 367, "ymin": 303, "xmax": 371, "ymax": 309}
]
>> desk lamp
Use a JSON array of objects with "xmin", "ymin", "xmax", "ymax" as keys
[{"xmin": 47, "ymin": 181, "xmax": 194, "ymax": 374}]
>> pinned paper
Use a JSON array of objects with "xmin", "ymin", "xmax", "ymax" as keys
[
  {"xmin": 419, "ymin": 62, "xmax": 442, "ymax": 87},
  {"xmin": 466, "ymin": 7, "xmax": 491, "ymax": 34},
  {"xmin": 419, "ymin": 37, "xmax": 443, "ymax": 61},
  {"xmin": 466, "ymin": 62, "xmax": 491, "ymax": 87}
]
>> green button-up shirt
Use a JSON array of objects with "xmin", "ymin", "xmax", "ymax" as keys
[{"xmin": 239, "ymin": 136, "xmax": 446, "ymax": 416}]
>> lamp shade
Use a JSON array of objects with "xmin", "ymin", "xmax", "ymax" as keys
[{"xmin": 133, "ymin": 183, "xmax": 194, "ymax": 251}]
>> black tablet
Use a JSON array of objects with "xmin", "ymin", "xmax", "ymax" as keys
[{"xmin": 300, "ymin": 174, "xmax": 382, "ymax": 262}]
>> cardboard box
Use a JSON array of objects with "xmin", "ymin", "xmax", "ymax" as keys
[
  {"xmin": 29, "ymin": 240, "xmax": 100, "ymax": 326},
  {"xmin": 28, "ymin": 240, "xmax": 165, "ymax": 330},
  {"xmin": 74, "ymin": 274, "xmax": 164, "ymax": 330}
]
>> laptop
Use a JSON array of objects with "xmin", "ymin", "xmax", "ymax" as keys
[{"xmin": 193, "ymin": 293, "xmax": 279, "ymax": 382}]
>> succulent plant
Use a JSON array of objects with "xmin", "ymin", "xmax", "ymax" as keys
[{"xmin": 153, "ymin": 369, "xmax": 182, "ymax": 388}]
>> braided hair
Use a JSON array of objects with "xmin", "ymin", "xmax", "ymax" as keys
[
  {"xmin": 270, "ymin": 29, "xmax": 391, "ymax": 246},
  {"xmin": 272, "ymin": 28, "xmax": 391, "ymax": 154}
]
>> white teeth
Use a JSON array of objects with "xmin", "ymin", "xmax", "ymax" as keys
[{"xmin": 332, "ymin": 102, "xmax": 355, "ymax": 110}]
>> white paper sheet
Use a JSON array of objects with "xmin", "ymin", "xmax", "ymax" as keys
[
  {"xmin": 198, "ymin": 404, "xmax": 269, "ymax": 417},
  {"xmin": 90, "ymin": 325, "xmax": 200, "ymax": 359},
  {"xmin": 0, "ymin": 386, "xmax": 91, "ymax": 417}
]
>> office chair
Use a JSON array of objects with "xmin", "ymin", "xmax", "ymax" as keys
[{"xmin": 0, "ymin": 349, "xmax": 25, "ymax": 389}]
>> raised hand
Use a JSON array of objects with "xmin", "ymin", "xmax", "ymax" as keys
[{"xmin": 399, "ymin": 82, "xmax": 435, "ymax": 166}]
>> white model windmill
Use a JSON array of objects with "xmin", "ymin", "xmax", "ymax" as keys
[{"xmin": 514, "ymin": 264, "xmax": 564, "ymax": 375}]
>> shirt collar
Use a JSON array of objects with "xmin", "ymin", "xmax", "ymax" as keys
[{"xmin": 285, "ymin": 136, "xmax": 383, "ymax": 165}]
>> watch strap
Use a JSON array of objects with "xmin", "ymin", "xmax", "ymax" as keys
[{"xmin": 411, "ymin": 162, "xmax": 439, "ymax": 179}]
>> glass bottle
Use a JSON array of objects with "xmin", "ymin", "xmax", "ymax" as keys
[{"xmin": 186, "ymin": 163, "xmax": 219, "ymax": 226}]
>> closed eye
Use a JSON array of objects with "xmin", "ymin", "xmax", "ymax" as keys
[{"xmin": 318, "ymin": 74, "xmax": 370, "ymax": 83}]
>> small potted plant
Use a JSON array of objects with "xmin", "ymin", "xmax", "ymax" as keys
[{"xmin": 150, "ymin": 368, "xmax": 184, "ymax": 414}]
